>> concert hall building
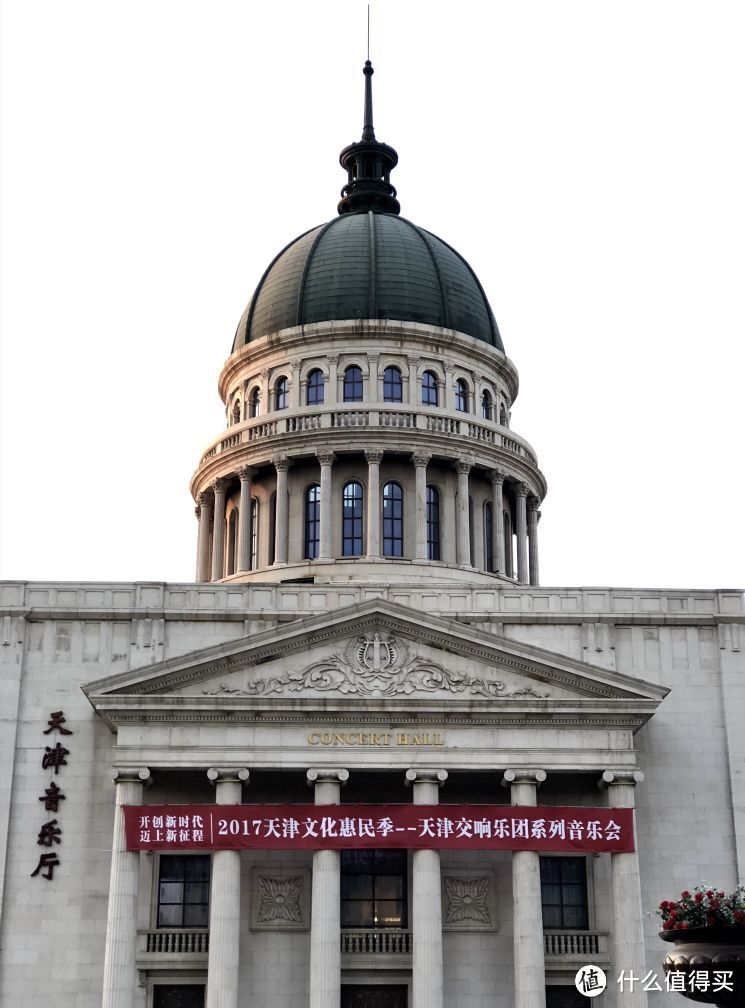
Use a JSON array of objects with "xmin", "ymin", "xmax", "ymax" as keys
[{"xmin": 0, "ymin": 60, "xmax": 743, "ymax": 1008}]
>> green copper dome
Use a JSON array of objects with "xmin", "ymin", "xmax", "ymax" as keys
[{"xmin": 232, "ymin": 211, "xmax": 504, "ymax": 352}]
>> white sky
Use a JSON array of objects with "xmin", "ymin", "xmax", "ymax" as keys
[{"xmin": 1, "ymin": 1, "xmax": 743, "ymax": 590}]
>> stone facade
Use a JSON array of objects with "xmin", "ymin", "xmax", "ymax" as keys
[{"xmin": 0, "ymin": 580, "xmax": 742, "ymax": 1007}]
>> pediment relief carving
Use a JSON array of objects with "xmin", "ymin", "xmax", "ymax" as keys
[{"xmin": 200, "ymin": 629, "xmax": 551, "ymax": 699}]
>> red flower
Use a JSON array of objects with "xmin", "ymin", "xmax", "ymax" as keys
[
  {"xmin": 681, "ymin": 891, "xmax": 690, "ymax": 899},
  {"xmin": 679, "ymin": 921, "xmax": 689, "ymax": 929},
  {"xmin": 710, "ymin": 900, "xmax": 719, "ymax": 909},
  {"xmin": 695, "ymin": 893, "xmax": 703, "ymax": 903},
  {"xmin": 706, "ymin": 890, "xmax": 714, "ymax": 898},
  {"xmin": 659, "ymin": 901, "xmax": 670, "ymax": 910}
]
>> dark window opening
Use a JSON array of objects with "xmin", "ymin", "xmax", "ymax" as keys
[
  {"xmin": 306, "ymin": 368, "xmax": 325, "ymax": 405},
  {"xmin": 341, "ymin": 849, "xmax": 407, "ymax": 928},
  {"xmin": 426, "ymin": 485, "xmax": 440, "ymax": 561},
  {"xmin": 157, "ymin": 855, "xmax": 210, "ymax": 928},
  {"xmin": 540, "ymin": 856, "xmax": 589, "ymax": 930},
  {"xmin": 421, "ymin": 371, "xmax": 438, "ymax": 406},
  {"xmin": 343, "ymin": 366, "xmax": 364, "ymax": 402},
  {"xmin": 342, "ymin": 481, "xmax": 364, "ymax": 556},
  {"xmin": 383, "ymin": 366, "xmax": 403, "ymax": 403},
  {"xmin": 305, "ymin": 484, "xmax": 321, "ymax": 559},
  {"xmin": 382, "ymin": 482, "xmax": 403, "ymax": 557}
]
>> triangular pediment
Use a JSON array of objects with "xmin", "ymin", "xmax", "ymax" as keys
[{"xmin": 83, "ymin": 599, "xmax": 667, "ymax": 729}]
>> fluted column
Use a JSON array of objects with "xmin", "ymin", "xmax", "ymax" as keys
[
  {"xmin": 101, "ymin": 767, "xmax": 151, "ymax": 1008},
  {"xmin": 502, "ymin": 769, "xmax": 547, "ymax": 1008},
  {"xmin": 237, "ymin": 466, "xmax": 253, "ymax": 572},
  {"xmin": 405, "ymin": 769, "xmax": 447, "ymax": 1008},
  {"xmin": 290, "ymin": 361, "xmax": 301, "ymax": 409},
  {"xmin": 365, "ymin": 450, "xmax": 383, "ymax": 559},
  {"xmin": 273, "ymin": 455, "xmax": 289, "ymax": 565},
  {"xmin": 196, "ymin": 494, "xmax": 212, "ymax": 582},
  {"xmin": 412, "ymin": 452, "xmax": 431, "ymax": 560},
  {"xmin": 455, "ymin": 458, "xmax": 472, "ymax": 566},
  {"xmin": 528, "ymin": 497, "xmax": 541, "ymax": 586},
  {"xmin": 599, "ymin": 771, "xmax": 647, "ymax": 1008},
  {"xmin": 211, "ymin": 478, "xmax": 228, "ymax": 581},
  {"xmin": 307, "ymin": 768, "xmax": 349, "ymax": 1008},
  {"xmin": 492, "ymin": 471, "xmax": 506, "ymax": 575},
  {"xmin": 316, "ymin": 450, "xmax": 335, "ymax": 560},
  {"xmin": 206, "ymin": 767, "xmax": 249, "ymax": 1008},
  {"xmin": 515, "ymin": 483, "xmax": 529, "ymax": 584}
]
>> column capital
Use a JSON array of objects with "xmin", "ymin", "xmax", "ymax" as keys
[
  {"xmin": 502, "ymin": 769, "xmax": 547, "ymax": 788},
  {"xmin": 194, "ymin": 506, "xmax": 201, "ymax": 519},
  {"xmin": 212, "ymin": 477, "xmax": 229, "ymax": 494},
  {"xmin": 366, "ymin": 352, "xmax": 380, "ymax": 364},
  {"xmin": 207, "ymin": 767, "xmax": 250, "ymax": 785},
  {"xmin": 491, "ymin": 470, "xmax": 506, "ymax": 486},
  {"xmin": 516, "ymin": 482, "xmax": 530, "ymax": 498},
  {"xmin": 408, "ymin": 353, "xmax": 421, "ymax": 366},
  {"xmin": 411, "ymin": 452, "xmax": 431, "ymax": 468},
  {"xmin": 364, "ymin": 449, "xmax": 384, "ymax": 465},
  {"xmin": 528, "ymin": 495, "xmax": 541, "ymax": 512},
  {"xmin": 306, "ymin": 768, "xmax": 349, "ymax": 786},
  {"xmin": 111, "ymin": 767, "xmax": 151, "ymax": 786},
  {"xmin": 316, "ymin": 449, "xmax": 336, "ymax": 467},
  {"xmin": 271, "ymin": 454, "xmax": 290, "ymax": 472},
  {"xmin": 290, "ymin": 360, "xmax": 301, "ymax": 375},
  {"xmin": 405, "ymin": 769, "xmax": 448, "ymax": 787},
  {"xmin": 454, "ymin": 458, "xmax": 472, "ymax": 476},
  {"xmin": 327, "ymin": 353, "xmax": 339, "ymax": 367},
  {"xmin": 198, "ymin": 491, "xmax": 212, "ymax": 507},
  {"xmin": 237, "ymin": 465, "xmax": 254, "ymax": 482},
  {"xmin": 597, "ymin": 770, "xmax": 644, "ymax": 789}
]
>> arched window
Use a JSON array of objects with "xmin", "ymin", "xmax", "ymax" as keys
[
  {"xmin": 306, "ymin": 369, "xmax": 325, "ymax": 406},
  {"xmin": 483, "ymin": 501, "xmax": 494, "ymax": 572},
  {"xmin": 426, "ymin": 485, "xmax": 440, "ymax": 561},
  {"xmin": 249, "ymin": 499, "xmax": 259, "ymax": 570},
  {"xmin": 382, "ymin": 482, "xmax": 403, "ymax": 557},
  {"xmin": 343, "ymin": 365, "xmax": 363, "ymax": 403},
  {"xmin": 481, "ymin": 390, "xmax": 493, "ymax": 420},
  {"xmin": 342, "ymin": 481, "xmax": 364, "ymax": 556},
  {"xmin": 499, "ymin": 403, "xmax": 508, "ymax": 427},
  {"xmin": 421, "ymin": 370, "xmax": 438, "ymax": 406},
  {"xmin": 227, "ymin": 508, "xmax": 238, "ymax": 576},
  {"xmin": 231, "ymin": 400, "xmax": 241, "ymax": 425},
  {"xmin": 249, "ymin": 387, "xmax": 260, "ymax": 418},
  {"xmin": 305, "ymin": 484, "xmax": 321, "ymax": 559},
  {"xmin": 455, "ymin": 378, "xmax": 469, "ymax": 412},
  {"xmin": 383, "ymin": 366, "xmax": 403, "ymax": 403},
  {"xmin": 275, "ymin": 376, "xmax": 289, "ymax": 410}
]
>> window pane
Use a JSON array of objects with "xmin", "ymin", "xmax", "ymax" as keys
[
  {"xmin": 183, "ymin": 903, "xmax": 209, "ymax": 927},
  {"xmin": 158, "ymin": 904, "xmax": 183, "ymax": 927},
  {"xmin": 382, "ymin": 483, "xmax": 403, "ymax": 558},
  {"xmin": 160, "ymin": 857, "xmax": 186, "ymax": 881},
  {"xmin": 185, "ymin": 859, "xmax": 210, "ymax": 882},
  {"xmin": 343, "ymin": 850, "xmax": 374, "ymax": 872},
  {"xmin": 542, "ymin": 906, "xmax": 562, "ymax": 929},
  {"xmin": 342, "ymin": 482, "xmax": 363, "ymax": 556},
  {"xmin": 342, "ymin": 874, "xmax": 375, "ymax": 899},
  {"xmin": 422, "ymin": 371, "xmax": 438, "ymax": 406},
  {"xmin": 307, "ymin": 369, "xmax": 324, "ymax": 405},
  {"xmin": 159, "ymin": 882, "xmax": 184, "ymax": 904},
  {"xmin": 375, "ymin": 875, "xmax": 404, "ymax": 899},
  {"xmin": 341, "ymin": 900, "xmax": 374, "ymax": 927},
  {"xmin": 375, "ymin": 901, "xmax": 404, "ymax": 927},
  {"xmin": 426, "ymin": 485, "xmax": 440, "ymax": 561}
]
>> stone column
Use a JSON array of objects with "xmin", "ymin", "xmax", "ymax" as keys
[
  {"xmin": 528, "ymin": 498, "xmax": 541, "ymax": 587},
  {"xmin": 412, "ymin": 452, "xmax": 431, "ymax": 560},
  {"xmin": 515, "ymin": 483, "xmax": 529, "ymax": 584},
  {"xmin": 365, "ymin": 450, "xmax": 383, "ymax": 559},
  {"xmin": 405, "ymin": 769, "xmax": 448, "ymax": 1008},
  {"xmin": 211, "ymin": 478, "xmax": 228, "ymax": 581},
  {"xmin": 599, "ymin": 771, "xmax": 647, "ymax": 1008},
  {"xmin": 197, "ymin": 493, "xmax": 214, "ymax": 582},
  {"xmin": 237, "ymin": 466, "xmax": 253, "ymax": 572},
  {"xmin": 502, "ymin": 769, "xmax": 547, "ymax": 1008},
  {"xmin": 206, "ymin": 767, "xmax": 249, "ymax": 1008},
  {"xmin": 101, "ymin": 767, "xmax": 151, "ymax": 1008},
  {"xmin": 272, "ymin": 455, "xmax": 289, "ymax": 565},
  {"xmin": 492, "ymin": 471, "xmax": 506, "ymax": 575},
  {"xmin": 307, "ymin": 768, "xmax": 349, "ymax": 1008},
  {"xmin": 327, "ymin": 355, "xmax": 339, "ymax": 406},
  {"xmin": 455, "ymin": 458, "xmax": 472, "ymax": 566},
  {"xmin": 316, "ymin": 450, "xmax": 335, "ymax": 560}
]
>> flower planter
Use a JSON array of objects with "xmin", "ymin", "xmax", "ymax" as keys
[{"xmin": 661, "ymin": 927, "xmax": 745, "ymax": 1006}]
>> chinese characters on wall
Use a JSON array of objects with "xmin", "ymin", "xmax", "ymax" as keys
[{"xmin": 30, "ymin": 711, "xmax": 72, "ymax": 882}]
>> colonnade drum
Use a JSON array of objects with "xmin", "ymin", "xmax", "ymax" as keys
[{"xmin": 190, "ymin": 320, "xmax": 547, "ymax": 588}]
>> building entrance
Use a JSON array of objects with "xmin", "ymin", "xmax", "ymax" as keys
[{"xmin": 341, "ymin": 984, "xmax": 408, "ymax": 1008}]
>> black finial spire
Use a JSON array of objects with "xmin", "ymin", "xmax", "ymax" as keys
[{"xmin": 338, "ymin": 61, "xmax": 400, "ymax": 216}]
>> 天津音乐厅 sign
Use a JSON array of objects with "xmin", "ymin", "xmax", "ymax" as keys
[{"xmin": 124, "ymin": 805, "xmax": 634, "ymax": 853}]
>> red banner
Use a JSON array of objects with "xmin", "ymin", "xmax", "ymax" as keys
[{"xmin": 124, "ymin": 804, "xmax": 633, "ymax": 853}]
